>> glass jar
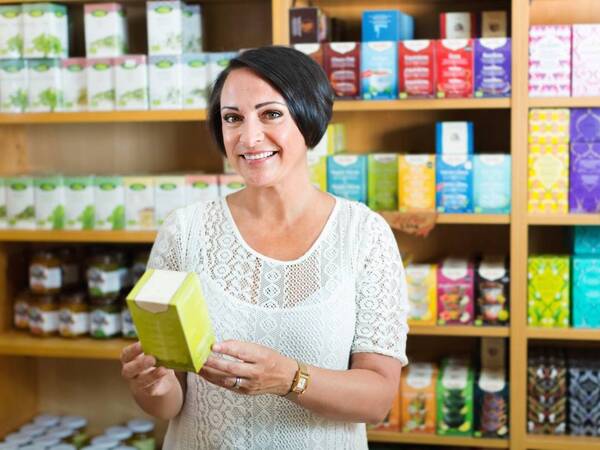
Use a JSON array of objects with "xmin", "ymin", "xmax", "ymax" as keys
[
  {"xmin": 58, "ymin": 291, "xmax": 90, "ymax": 338},
  {"xmin": 29, "ymin": 294, "xmax": 59, "ymax": 336},
  {"xmin": 90, "ymin": 436, "xmax": 120, "ymax": 448},
  {"xmin": 131, "ymin": 250, "xmax": 150, "ymax": 285},
  {"xmin": 30, "ymin": 250, "xmax": 62, "ymax": 294},
  {"xmin": 114, "ymin": 251, "xmax": 131, "ymax": 290},
  {"xmin": 104, "ymin": 426, "xmax": 133, "ymax": 444},
  {"xmin": 31, "ymin": 436, "xmax": 61, "ymax": 448},
  {"xmin": 14, "ymin": 289, "xmax": 31, "ymax": 330},
  {"xmin": 126, "ymin": 420, "xmax": 155, "ymax": 450},
  {"xmin": 59, "ymin": 248, "xmax": 81, "ymax": 291},
  {"xmin": 4, "ymin": 433, "xmax": 32, "ymax": 447},
  {"xmin": 49, "ymin": 445, "xmax": 77, "ymax": 450},
  {"xmin": 87, "ymin": 253, "xmax": 124, "ymax": 298},
  {"xmin": 60, "ymin": 416, "xmax": 88, "ymax": 448},
  {"xmin": 19, "ymin": 424, "xmax": 45, "ymax": 436},
  {"xmin": 90, "ymin": 295, "xmax": 122, "ymax": 339}
]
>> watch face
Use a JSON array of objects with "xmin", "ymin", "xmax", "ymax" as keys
[{"xmin": 297, "ymin": 377, "xmax": 307, "ymax": 390}]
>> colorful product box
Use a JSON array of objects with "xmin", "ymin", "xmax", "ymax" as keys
[
  {"xmin": 289, "ymin": 7, "xmax": 328, "ymax": 44},
  {"xmin": 572, "ymin": 25, "xmax": 600, "ymax": 97},
  {"xmin": 35, "ymin": 175, "xmax": 65, "ymax": 230},
  {"xmin": 361, "ymin": 42, "xmax": 398, "ymax": 100},
  {"xmin": 185, "ymin": 174, "xmax": 219, "ymax": 204},
  {"xmin": 0, "ymin": 59, "xmax": 27, "ymax": 113},
  {"xmin": 0, "ymin": 178, "xmax": 6, "ymax": 229},
  {"xmin": 362, "ymin": 10, "xmax": 414, "ymax": 42},
  {"xmin": 326, "ymin": 155, "xmax": 368, "ymax": 203},
  {"xmin": 436, "ymin": 122, "xmax": 474, "ymax": 155},
  {"xmin": 6, "ymin": 176, "xmax": 35, "ymax": 229},
  {"xmin": 405, "ymin": 263, "xmax": 437, "ymax": 326},
  {"xmin": 155, "ymin": 175, "xmax": 185, "ymax": 226},
  {"xmin": 87, "ymin": 58, "xmax": 115, "ymax": 111},
  {"xmin": 125, "ymin": 176, "xmax": 156, "ymax": 230},
  {"xmin": 437, "ymin": 258, "xmax": 475, "ymax": 325},
  {"xmin": 529, "ymin": 25, "xmax": 572, "ymax": 97},
  {"xmin": 367, "ymin": 154, "xmax": 398, "ymax": 211},
  {"xmin": 474, "ymin": 38, "xmax": 511, "ymax": 98},
  {"xmin": 400, "ymin": 362, "xmax": 438, "ymax": 433},
  {"xmin": 312, "ymin": 123, "xmax": 346, "ymax": 157},
  {"xmin": 207, "ymin": 52, "xmax": 237, "ymax": 92},
  {"xmin": 115, "ymin": 55, "xmax": 148, "ymax": 111},
  {"xmin": 0, "ymin": 5, "xmax": 23, "ymax": 58},
  {"xmin": 398, "ymin": 154, "xmax": 436, "ymax": 211},
  {"xmin": 475, "ymin": 256, "xmax": 509, "ymax": 326},
  {"xmin": 28, "ymin": 59, "xmax": 62, "ymax": 112},
  {"xmin": 527, "ymin": 255, "xmax": 570, "ymax": 328},
  {"xmin": 61, "ymin": 58, "xmax": 87, "ymax": 112},
  {"xmin": 436, "ymin": 357, "xmax": 474, "ymax": 436},
  {"xmin": 529, "ymin": 108, "xmax": 570, "ymax": 144},
  {"xmin": 572, "ymin": 256, "xmax": 600, "ymax": 328},
  {"xmin": 528, "ymin": 144, "xmax": 569, "ymax": 214},
  {"xmin": 474, "ymin": 154, "xmax": 511, "ymax": 214},
  {"xmin": 481, "ymin": 11, "xmax": 507, "ymax": 38},
  {"xmin": 436, "ymin": 153, "xmax": 474, "ymax": 213},
  {"xmin": 147, "ymin": 1, "xmax": 184, "ymax": 55},
  {"xmin": 149, "ymin": 55, "xmax": 182, "ymax": 110},
  {"xmin": 94, "ymin": 176, "xmax": 125, "ymax": 230},
  {"xmin": 570, "ymin": 143, "xmax": 600, "ymax": 213},
  {"xmin": 127, "ymin": 269, "xmax": 215, "ymax": 372},
  {"xmin": 399, "ymin": 40, "xmax": 435, "ymax": 99},
  {"xmin": 436, "ymin": 39, "xmax": 473, "ymax": 98},
  {"xmin": 219, "ymin": 174, "xmax": 246, "ymax": 197},
  {"xmin": 440, "ymin": 12, "xmax": 476, "ymax": 39},
  {"xmin": 84, "ymin": 3, "xmax": 128, "ymax": 57},
  {"xmin": 64, "ymin": 175, "xmax": 95, "ymax": 230},
  {"xmin": 573, "ymin": 226, "xmax": 600, "ymax": 255},
  {"xmin": 307, "ymin": 153, "xmax": 327, "ymax": 192},
  {"xmin": 183, "ymin": 4, "xmax": 202, "ymax": 53},
  {"xmin": 570, "ymin": 108, "xmax": 600, "ymax": 143},
  {"xmin": 182, "ymin": 53, "xmax": 208, "ymax": 109},
  {"xmin": 23, "ymin": 3, "xmax": 68, "ymax": 58},
  {"xmin": 324, "ymin": 42, "xmax": 360, "ymax": 99},
  {"xmin": 293, "ymin": 43, "xmax": 324, "ymax": 67}
]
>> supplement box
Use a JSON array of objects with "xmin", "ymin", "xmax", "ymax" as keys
[
  {"xmin": 572, "ymin": 256, "xmax": 600, "ymax": 328},
  {"xmin": 326, "ymin": 155, "xmax": 368, "ymax": 203},
  {"xmin": 323, "ymin": 42, "xmax": 360, "ymax": 99},
  {"xmin": 569, "ymin": 143, "xmax": 600, "ymax": 213},
  {"xmin": 436, "ymin": 153, "xmax": 474, "ymax": 213},
  {"xmin": 84, "ymin": 3, "xmax": 128, "ymax": 57},
  {"xmin": 94, "ymin": 176, "xmax": 125, "ymax": 230},
  {"xmin": 0, "ymin": 5, "xmax": 23, "ymax": 58},
  {"xmin": 398, "ymin": 154, "xmax": 436, "ymax": 211},
  {"xmin": 182, "ymin": 53, "xmax": 208, "ymax": 109},
  {"xmin": 64, "ymin": 175, "xmax": 95, "ymax": 230},
  {"xmin": 400, "ymin": 362, "xmax": 438, "ymax": 433},
  {"xmin": 361, "ymin": 42, "xmax": 398, "ymax": 100},
  {"xmin": 528, "ymin": 144, "xmax": 569, "ymax": 214},
  {"xmin": 0, "ymin": 59, "xmax": 28, "ymax": 113},
  {"xmin": 6, "ymin": 176, "xmax": 35, "ymax": 229},
  {"xmin": 573, "ymin": 226, "xmax": 600, "ymax": 255},
  {"xmin": 149, "ymin": 55, "xmax": 182, "ymax": 110},
  {"xmin": 289, "ymin": 7, "xmax": 328, "ymax": 44},
  {"xmin": 87, "ymin": 58, "xmax": 115, "ymax": 111},
  {"xmin": 127, "ymin": 269, "xmax": 215, "ymax": 372},
  {"xmin": 307, "ymin": 153, "xmax": 327, "ymax": 192},
  {"xmin": 529, "ymin": 25, "xmax": 571, "ymax": 97},
  {"xmin": 125, "ymin": 176, "xmax": 156, "ymax": 230},
  {"xmin": 570, "ymin": 108, "xmax": 600, "ymax": 143},
  {"xmin": 474, "ymin": 38, "xmax": 511, "ymax": 98},
  {"xmin": 571, "ymin": 25, "xmax": 600, "ymax": 97},
  {"xmin": 481, "ymin": 11, "xmax": 507, "ymax": 38},
  {"xmin": 207, "ymin": 52, "xmax": 237, "ymax": 92},
  {"xmin": 437, "ymin": 258, "xmax": 475, "ymax": 325},
  {"xmin": 405, "ymin": 263, "xmax": 437, "ymax": 326},
  {"xmin": 61, "ymin": 58, "xmax": 87, "ymax": 112},
  {"xmin": 474, "ymin": 154, "xmax": 511, "ymax": 214},
  {"xmin": 218, "ymin": 174, "xmax": 246, "ymax": 197},
  {"xmin": 115, "ymin": 55, "xmax": 148, "ymax": 111},
  {"xmin": 185, "ymin": 174, "xmax": 219, "ymax": 204},
  {"xmin": 527, "ymin": 255, "xmax": 570, "ymax": 328},
  {"xmin": 0, "ymin": 178, "xmax": 6, "ymax": 229},
  {"xmin": 436, "ymin": 357, "xmax": 474, "ymax": 436},
  {"xmin": 367, "ymin": 153, "xmax": 398, "ymax": 211},
  {"xmin": 35, "ymin": 175, "xmax": 65, "ymax": 230},
  {"xmin": 154, "ymin": 175, "xmax": 186, "ymax": 226},
  {"xmin": 436, "ymin": 122, "xmax": 474, "ymax": 155},
  {"xmin": 567, "ymin": 353, "xmax": 600, "ymax": 436},
  {"xmin": 183, "ymin": 4, "xmax": 202, "ymax": 53},
  {"xmin": 399, "ymin": 40, "xmax": 435, "ymax": 99},
  {"xmin": 23, "ymin": 3, "xmax": 68, "ymax": 58},
  {"xmin": 528, "ymin": 108, "xmax": 570, "ymax": 144},
  {"xmin": 147, "ymin": 1, "xmax": 184, "ymax": 55},
  {"xmin": 440, "ymin": 12, "xmax": 476, "ymax": 39},
  {"xmin": 312, "ymin": 123, "xmax": 346, "ymax": 157},
  {"xmin": 436, "ymin": 39, "xmax": 473, "ymax": 98},
  {"xmin": 28, "ymin": 59, "xmax": 62, "ymax": 112},
  {"xmin": 362, "ymin": 10, "xmax": 414, "ymax": 42},
  {"xmin": 293, "ymin": 43, "xmax": 324, "ymax": 67},
  {"xmin": 475, "ymin": 256, "xmax": 509, "ymax": 326}
]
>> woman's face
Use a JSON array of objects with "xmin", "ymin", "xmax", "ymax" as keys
[{"xmin": 219, "ymin": 68, "xmax": 308, "ymax": 188}]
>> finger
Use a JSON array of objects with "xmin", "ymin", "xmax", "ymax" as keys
[
  {"xmin": 120, "ymin": 341, "xmax": 143, "ymax": 364},
  {"xmin": 199, "ymin": 365, "xmax": 228, "ymax": 387},
  {"xmin": 122, "ymin": 354, "xmax": 156, "ymax": 380},
  {"xmin": 204, "ymin": 355, "xmax": 257, "ymax": 378},
  {"xmin": 212, "ymin": 340, "xmax": 258, "ymax": 363},
  {"xmin": 136, "ymin": 366, "xmax": 171, "ymax": 389}
]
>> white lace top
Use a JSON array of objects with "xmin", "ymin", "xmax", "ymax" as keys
[{"xmin": 148, "ymin": 196, "xmax": 409, "ymax": 450}]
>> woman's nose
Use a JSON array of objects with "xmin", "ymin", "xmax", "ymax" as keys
[{"xmin": 239, "ymin": 117, "xmax": 265, "ymax": 148}]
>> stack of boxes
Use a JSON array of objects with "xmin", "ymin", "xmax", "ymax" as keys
[
  {"xmin": 436, "ymin": 356, "xmax": 475, "ymax": 436},
  {"xmin": 572, "ymin": 226, "xmax": 600, "ymax": 329}
]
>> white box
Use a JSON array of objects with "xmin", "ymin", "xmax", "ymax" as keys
[
  {"xmin": 28, "ymin": 59, "xmax": 62, "ymax": 112},
  {"xmin": 6, "ymin": 176, "xmax": 35, "ymax": 229},
  {"xmin": 207, "ymin": 52, "xmax": 237, "ymax": 90},
  {"xmin": 0, "ymin": 59, "xmax": 28, "ymax": 113},
  {"xmin": 34, "ymin": 175, "xmax": 65, "ymax": 230},
  {"xmin": 84, "ymin": 3, "xmax": 128, "ymax": 57},
  {"xmin": 183, "ymin": 4, "xmax": 202, "ymax": 53},
  {"xmin": 0, "ymin": 5, "xmax": 23, "ymax": 58},
  {"xmin": 125, "ymin": 176, "xmax": 155, "ymax": 230},
  {"xmin": 23, "ymin": 3, "xmax": 68, "ymax": 58},
  {"xmin": 182, "ymin": 53, "xmax": 208, "ymax": 109},
  {"xmin": 572, "ymin": 24, "xmax": 600, "ymax": 97},
  {"xmin": 155, "ymin": 175, "xmax": 186, "ymax": 225},
  {"xmin": 115, "ymin": 55, "xmax": 148, "ymax": 111},
  {"xmin": 87, "ymin": 58, "xmax": 115, "ymax": 111},
  {"xmin": 149, "ymin": 55, "xmax": 182, "ymax": 110},
  {"xmin": 61, "ymin": 58, "xmax": 87, "ymax": 112},
  {"xmin": 185, "ymin": 174, "xmax": 219, "ymax": 204},
  {"xmin": 529, "ymin": 25, "xmax": 571, "ymax": 97},
  {"xmin": 147, "ymin": 1, "xmax": 184, "ymax": 55}
]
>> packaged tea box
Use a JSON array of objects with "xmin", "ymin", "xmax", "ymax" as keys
[
  {"xmin": 147, "ymin": 1, "xmax": 184, "ymax": 55},
  {"xmin": 436, "ymin": 121, "xmax": 474, "ymax": 155},
  {"xmin": 115, "ymin": 55, "xmax": 148, "ymax": 111},
  {"xmin": 311, "ymin": 123, "xmax": 346, "ymax": 157},
  {"xmin": 182, "ymin": 53, "xmax": 208, "ymax": 109},
  {"xmin": 569, "ymin": 143, "xmax": 600, "ymax": 213},
  {"xmin": 475, "ymin": 256, "xmax": 509, "ymax": 326},
  {"xmin": 573, "ymin": 226, "xmax": 600, "ymax": 255},
  {"xmin": 474, "ymin": 154, "xmax": 511, "ymax": 214},
  {"xmin": 84, "ymin": 3, "xmax": 128, "ymax": 57},
  {"xmin": 528, "ymin": 144, "xmax": 569, "ymax": 214},
  {"xmin": 87, "ymin": 58, "xmax": 115, "ymax": 111},
  {"xmin": 405, "ymin": 263, "xmax": 437, "ymax": 326},
  {"xmin": 326, "ymin": 155, "xmax": 368, "ymax": 204},
  {"xmin": 399, "ymin": 40, "xmax": 435, "ymax": 99},
  {"xmin": 529, "ymin": 25, "xmax": 572, "ymax": 97},
  {"xmin": 64, "ymin": 175, "xmax": 95, "ymax": 230},
  {"xmin": 400, "ymin": 362, "xmax": 437, "ymax": 434},
  {"xmin": 219, "ymin": 174, "xmax": 246, "ymax": 197},
  {"xmin": 125, "ymin": 176, "xmax": 156, "ymax": 230},
  {"xmin": 440, "ymin": 12, "xmax": 476, "ymax": 39},
  {"xmin": 567, "ymin": 352, "xmax": 600, "ymax": 436},
  {"xmin": 23, "ymin": 3, "xmax": 68, "ymax": 58},
  {"xmin": 35, "ymin": 175, "xmax": 65, "ymax": 230},
  {"xmin": 398, "ymin": 154, "xmax": 435, "ymax": 211},
  {"xmin": 155, "ymin": 175, "xmax": 186, "ymax": 226},
  {"xmin": 474, "ymin": 38, "xmax": 511, "ymax": 98},
  {"xmin": 6, "ymin": 176, "xmax": 35, "ymax": 229},
  {"xmin": 572, "ymin": 256, "xmax": 600, "ymax": 328},
  {"xmin": 436, "ymin": 357, "xmax": 474, "ymax": 436},
  {"xmin": 0, "ymin": 5, "xmax": 23, "ymax": 58},
  {"xmin": 528, "ymin": 108, "xmax": 570, "ymax": 144},
  {"xmin": 307, "ymin": 153, "xmax": 327, "ymax": 192},
  {"xmin": 367, "ymin": 154, "xmax": 398, "ymax": 211},
  {"xmin": 361, "ymin": 42, "xmax": 398, "ymax": 100},
  {"xmin": 436, "ymin": 39, "xmax": 473, "ymax": 98},
  {"xmin": 362, "ymin": 10, "xmax": 414, "ymax": 42},
  {"xmin": 127, "ymin": 269, "xmax": 215, "ymax": 372},
  {"xmin": 570, "ymin": 108, "xmax": 600, "ymax": 143},
  {"xmin": 481, "ymin": 11, "xmax": 507, "ymax": 38},
  {"xmin": 28, "ymin": 59, "xmax": 62, "ymax": 112},
  {"xmin": 436, "ymin": 153, "xmax": 474, "ymax": 213},
  {"xmin": 293, "ymin": 43, "xmax": 323, "ymax": 66},
  {"xmin": 149, "ymin": 55, "xmax": 182, "ymax": 110},
  {"xmin": 527, "ymin": 255, "xmax": 570, "ymax": 328},
  {"xmin": 437, "ymin": 258, "xmax": 475, "ymax": 325},
  {"xmin": 185, "ymin": 174, "xmax": 219, "ymax": 204},
  {"xmin": 572, "ymin": 25, "xmax": 600, "ymax": 97},
  {"xmin": 61, "ymin": 58, "xmax": 87, "ymax": 112},
  {"xmin": 323, "ymin": 42, "xmax": 360, "ymax": 99},
  {"xmin": 207, "ymin": 52, "xmax": 237, "ymax": 91},
  {"xmin": 374, "ymin": 391, "xmax": 401, "ymax": 430},
  {"xmin": 0, "ymin": 59, "xmax": 28, "ymax": 113},
  {"xmin": 94, "ymin": 176, "xmax": 125, "ymax": 230},
  {"xmin": 289, "ymin": 7, "xmax": 329, "ymax": 44},
  {"xmin": 183, "ymin": 4, "xmax": 202, "ymax": 53},
  {"xmin": 0, "ymin": 178, "xmax": 6, "ymax": 229}
]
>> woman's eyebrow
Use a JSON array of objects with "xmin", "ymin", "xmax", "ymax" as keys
[
  {"xmin": 221, "ymin": 106, "xmax": 239, "ymax": 111},
  {"xmin": 255, "ymin": 101, "xmax": 286, "ymax": 109}
]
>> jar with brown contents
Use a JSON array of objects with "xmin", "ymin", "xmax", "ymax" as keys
[
  {"xmin": 87, "ymin": 253, "xmax": 123, "ymax": 298},
  {"xmin": 58, "ymin": 291, "xmax": 90, "ymax": 338},
  {"xmin": 59, "ymin": 248, "xmax": 81, "ymax": 291},
  {"xmin": 29, "ymin": 293, "xmax": 59, "ymax": 336},
  {"xmin": 90, "ymin": 294, "xmax": 122, "ymax": 339},
  {"xmin": 14, "ymin": 289, "xmax": 32, "ymax": 330},
  {"xmin": 30, "ymin": 250, "xmax": 62, "ymax": 294}
]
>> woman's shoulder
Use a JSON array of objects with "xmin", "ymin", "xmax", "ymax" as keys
[
  {"xmin": 335, "ymin": 197, "xmax": 389, "ymax": 232},
  {"xmin": 163, "ymin": 199, "xmax": 220, "ymax": 230}
]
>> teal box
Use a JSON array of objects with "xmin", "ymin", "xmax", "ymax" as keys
[
  {"xmin": 436, "ymin": 153, "xmax": 474, "ymax": 213},
  {"xmin": 474, "ymin": 154, "xmax": 511, "ymax": 213},
  {"xmin": 573, "ymin": 226, "xmax": 600, "ymax": 255},
  {"xmin": 327, "ymin": 155, "xmax": 368, "ymax": 203},
  {"xmin": 572, "ymin": 256, "xmax": 600, "ymax": 328},
  {"xmin": 362, "ymin": 10, "xmax": 414, "ymax": 41},
  {"xmin": 360, "ymin": 42, "xmax": 398, "ymax": 100}
]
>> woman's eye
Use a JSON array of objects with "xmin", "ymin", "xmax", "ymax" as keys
[
  {"xmin": 223, "ymin": 114, "xmax": 240, "ymax": 123},
  {"xmin": 264, "ymin": 110, "xmax": 282, "ymax": 120}
]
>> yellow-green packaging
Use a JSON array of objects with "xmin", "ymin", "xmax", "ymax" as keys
[
  {"xmin": 307, "ymin": 153, "xmax": 327, "ymax": 192},
  {"xmin": 398, "ymin": 154, "xmax": 436, "ymax": 211},
  {"xmin": 64, "ymin": 175, "xmax": 95, "ymax": 230},
  {"xmin": 155, "ymin": 175, "xmax": 185, "ymax": 225},
  {"xmin": 34, "ymin": 175, "xmax": 65, "ymax": 230},
  {"xmin": 527, "ymin": 255, "xmax": 570, "ymax": 328},
  {"xmin": 312, "ymin": 123, "xmax": 346, "ymax": 157},
  {"xmin": 126, "ymin": 269, "xmax": 215, "ymax": 372},
  {"xmin": 436, "ymin": 357, "xmax": 474, "ymax": 436},
  {"xmin": 125, "ymin": 176, "xmax": 156, "ymax": 230},
  {"xmin": 368, "ymin": 153, "xmax": 398, "ymax": 211},
  {"xmin": 0, "ymin": 5, "xmax": 23, "ymax": 58},
  {"xmin": 6, "ymin": 176, "xmax": 35, "ymax": 229}
]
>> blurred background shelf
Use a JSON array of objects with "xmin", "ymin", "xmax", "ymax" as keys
[
  {"xmin": 0, "ymin": 230, "xmax": 156, "ymax": 244},
  {"xmin": 409, "ymin": 326, "xmax": 509, "ymax": 337},
  {"xmin": 367, "ymin": 430, "xmax": 509, "ymax": 447},
  {"xmin": 0, "ymin": 110, "xmax": 207, "ymax": 124},
  {"xmin": 333, "ymin": 98, "xmax": 510, "ymax": 112},
  {"xmin": 528, "ymin": 214, "xmax": 600, "ymax": 226},
  {"xmin": 528, "ymin": 97, "xmax": 600, "ymax": 108},
  {"xmin": 527, "ymin": 327, "xmax": 600, "ymax": 341},
  {"xmin": 525, "ymin": 434, "xmax": 600, "ymax": 450}
]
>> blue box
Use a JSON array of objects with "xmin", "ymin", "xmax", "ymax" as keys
[
  {"xmin": 327, "ymin": 155, "xmax": 368, "ymax": 203},
  {"xmin": 362, "ymin": 10, "xmax": 414, "ymax": 42},
  {"xmin": 474, "ymin": 154, "xmax": 511, "ymax": 213},
  {"xmin": 436, "ymin": 122, "xmax": 474, "ymax": 154},
  {"xmin": 436, "ymin": 153, "xmax": 474, "ymax": 213},
  {"xmin": 572, "ymin": 256, "xmax": 600, "ymax": 328},
  {"xmin": 361, "ymin": 42, "xmax": 398, "ymax": 100},
  {"xmin": 573, "ymin": 226, "xmax": 600, "ymax": 255}
]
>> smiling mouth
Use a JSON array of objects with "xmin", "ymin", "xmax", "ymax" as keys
[{"xmin": 241, "ymin": 151, "xmax": 277, "ymax": 161}]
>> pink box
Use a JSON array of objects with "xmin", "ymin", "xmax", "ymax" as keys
[
  {"xmin": 436, "ymin": 39, "xmax": 473, "ymax": 98},
  {"xmin": 529, "ymin": 25, "xmax": 571, "ymax": 97},
  {"xmin": 437, "ymin": 258, "xmax": 475, "ymax": 325},
  {"xmin": 572, "ymin": 24, "xmax": 600, "ymax": 97},
  {"xmin": 399, "ymin": 40, "xmax": 435, "ymax": 98}
]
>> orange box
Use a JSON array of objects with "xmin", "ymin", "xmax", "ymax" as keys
[
  {"xmin": 400, "ymin": 362, "xmax": 437, "ymax": 433},
  {"xmin": 373, "ymin": 388, "xmax": 401, "ymax": 430}
]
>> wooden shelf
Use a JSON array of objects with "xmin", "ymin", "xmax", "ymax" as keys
[
  {"xmin": 410, "ymin": 326, "xmax": 509, "ymax": 337},
  {"xmin": 367, "ymin": 430, "xmax": 508, "ymax": 448},
  {"xmin": 0, "ymin": 110, "xmax": 207, "ymax": 124},
  {"xmin": 525, "ymin": 434, "xmax": 600, "ymax": 450},
  {"xmin": 527, "ymin": 327, "xmax": 600, "ymax": 341},
  {"xmin": 528, "ymin": 214, "xmax": 600, "ymax": 226},
  {"xmin": 0, "ymin": 332, "xmax": 127, "ymax": 360},
  {"xmin": 0, "ymin": 230, "xmax": 156, "ymax": 243},
  {"xmin": 380, "ymin": 212, "xmax": 510, "ymax": 226},
  {"xmin": 528, "ymin": 97, "xmax": 600, "ymax": 108},
  {"xmin": 334, "ymin": 98, "xmax": 510, "ymax": 112}
]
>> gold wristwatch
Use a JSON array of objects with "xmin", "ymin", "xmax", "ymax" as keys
[{"xmin": 287, "ymin": 360, "xmax": 310, "ymax": 396}]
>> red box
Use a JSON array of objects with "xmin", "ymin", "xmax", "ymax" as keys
[
  {"xmin": 436, "ymin": 39, "xmax": 473, "ymax": 98},
  {"xmin": 399, "ymin": 40, "xmax": 436, "ymax": 98},
  {"xmin": 324, "ymin": 42, "xmax": 361, "ymax": 99}
]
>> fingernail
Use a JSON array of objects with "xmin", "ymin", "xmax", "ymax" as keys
[{"xmin": 212, "ymin": 343, "xmax": 222, "ymax": 352}]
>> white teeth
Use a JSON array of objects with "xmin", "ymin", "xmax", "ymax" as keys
[{"xmin": 243, "ymin": 151, "xmax": 275, "ymax": 161}]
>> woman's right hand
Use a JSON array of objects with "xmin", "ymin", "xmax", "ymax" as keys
[{"xmin": 120, "ymin": 341, "xmax": 175, "ymax": 397}]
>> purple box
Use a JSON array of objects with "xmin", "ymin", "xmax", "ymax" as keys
[
  {"xmin": 570, "ymin": 143, "xmax": 600, "ymax": 213},
  {"xmin": 570, "ymin": 108, "xmax": 600, "ymax": 143},
  {"xmin": 474, "ymin": 38, "xmax": 511, "ymax": 98}
]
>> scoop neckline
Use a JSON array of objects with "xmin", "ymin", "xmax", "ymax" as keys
[{"xmin": 220, "ymin": 194, "xmax": 340, "ymax": 266}]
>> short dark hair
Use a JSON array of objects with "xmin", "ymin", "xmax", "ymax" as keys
[{"xmin": 207, "ymin": 46, "xmax": 334, "ymax": 154}]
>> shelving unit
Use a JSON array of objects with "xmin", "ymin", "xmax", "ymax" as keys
[
  {"xmin": 528, "ymin": 214, "xmax": 600, "ymax": 226},
  {"xmin": 528, "ymin": 97, "xmax": 600, "ymax": 108},
  {"xmin": 367, "ymin": 430, "xmax": 509, "ymax": 448},
  {"xmin": 527, "ymin": 327, "xmax": 600, "ymax": 341},
  {"xmin": 0, "ymin": 110, "xmax": 207, "ymax": 124}
]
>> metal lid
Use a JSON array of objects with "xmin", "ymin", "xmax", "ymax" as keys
[
  {"xmin": 104, "ymin": 426, "xmax": 132, "ymax": 440},
  {"xmin": 126, "ymin": 419, "xmax": 154, "ymax": 433},
  {"xmin": 60, "ymin": 416, "xmax": 87, "ymax": 429}
]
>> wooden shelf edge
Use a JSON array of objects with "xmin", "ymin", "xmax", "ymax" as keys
[
  {"xmin": 0, "ymin": 230, "xmax": 157, "ymax": 243},
  {"xmin": 0, "ymin": 110, "xmax": 207, "ymax": 124},
  {"xmin": 334, "ymin": 98, "xmax": 510, "ymax": 112},
  {"xmin": 528, "ymin": 214, "xmax": 600, "ymax": 226},
  {"xmin": 527, "ymin": 327, "xmax": 600, "ymax": 341},
  {"xmin": 409, "ymin": 326, "xmax": 510, "ymax": 337},
  {"xmin": 379, "ymin": 212, "xmax": 510, "ymax": 227},
  {"xmin": 525, "ymin": 434, "xmax": 600, "ymax": 450},
  {"xmin": 367, "ymin": 430, "xmax": 509, "ymax": 448},
  {"xmin": 528, "ymin": 97, "xmax": 600, "ymax": 108}
]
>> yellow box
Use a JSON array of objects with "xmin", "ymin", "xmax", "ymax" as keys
[
  {"xmin": 405, "ymin": 263, "xmax": 437, "ymax": 326},
  {"xmin": 528, "ymin": 108, "xmax": 570, "ymax": 145},
  {"xmin": 398, "ymin": 155, "xmax": 436, "ymax": 211},
  {"xmin": 528, "ymin": 144, "xmax": 569, "ymax": 213}
]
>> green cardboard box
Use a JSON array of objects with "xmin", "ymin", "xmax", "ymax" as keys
[
  {"xmin": 527, "ymin": 255, "xmax": 570, "ymax": 328},
  {"xmin": 126, "ymin": 269, "xmax": 215, "ymax": 372},
  {"xmin": 368, "ymin": 153, "xmax": 398, "ymax": 211},
  {"xmin": 436, "ymin": 357, "xmax": 474, "ymax": 436}
]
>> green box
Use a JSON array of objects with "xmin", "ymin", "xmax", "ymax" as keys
[
  {"xmin": 6, "ymin": 176, "xmax": 35, "ymax": 229},
  {"xmin": 527, "ymin": 255, "xmax": 570, "ymax": 328},
  {"xmin": 436, "ymin": 357, "xmax": 474, "ymax": 436},
  {"xmin": 368, "ymin": 153, "xmax": 398, "ymax": 211},
  {"xmin": 94, "ymin": 176, "xmax": 124, "ymax": 230},
  {"xmin": 64, "ymin": 175, "xmax": 95, "ymax": 230},
  {"xmin": 127, "ymin": 269, "xmax": 215, "ymax": 372},
  {"xmin": 34, "ymin": 175, "xmax": 64, "ymax": 230}
]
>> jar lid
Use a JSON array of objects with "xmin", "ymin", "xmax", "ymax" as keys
[
  {"xmin": 19, "ymin": 424, "xmax": 46, "ymax": 436},
  {"xmin": 0, "ymin": 443, "xmax": 19, "ymax": 450},
  {"xmin": 34, "ymin": 414, "xmax": 61, "ymax": 427},
  {"xmin": 33, "ymin": 436, "xmax": 61, "ymax": 446},
  {"xmin": 32, "ymin": 294, "xmax": 58, "ymax": 306},
  {"xmin": 104, "ymin": 426, "xmax": 132, "ymax": 440},
  {"xmin": 60, "ymin": 416, "xmax": 87, "ymax": 429},
  {"xmin": 126, "ymin": 419, "xmax": 154, "ymax": 433},
  {"xmin": 50, "ymin": 445, "xmax": 77, "ymax": 450},
  {"xmin": 60, "ymin": 291, "xmax": 88, "ymax": 306},
  {"xmin": 4, "ymin": 433, "xmax": 31, "ymax": 445},
  {"xmin": 113, "ymin": 447, "xmax": 136, "ymax": 450},
  {"xmin": 46, "ymin": 426, "xmax": 74, "ymax": 439},
  {"xmin": 90, "ymin": 436, "xmax": 120, "ymax": 448}
]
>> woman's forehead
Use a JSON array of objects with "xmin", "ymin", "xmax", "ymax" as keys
[{"xmin": 221, "ymin": 68, "xmax": 286, "ymax": 105}]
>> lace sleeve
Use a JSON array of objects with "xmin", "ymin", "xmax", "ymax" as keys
[
  {"xmin": 351, "ymin": 211, "xmax": 409, "ymax": 366},
  {"xmin": 147, "ymin": 208, "xmax": 187, "ymax": 272}
]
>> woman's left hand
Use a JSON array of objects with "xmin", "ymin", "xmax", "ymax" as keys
[{"xmin": 200, "ymin": 340, "xmax": 297, "ymax": 396}]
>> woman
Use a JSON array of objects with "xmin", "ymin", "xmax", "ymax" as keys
[{"xmin": 120, "ymin": 46, "xmax": 409, "ymax": 449}]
